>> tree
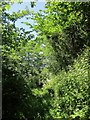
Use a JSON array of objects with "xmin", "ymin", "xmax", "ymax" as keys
[
  {"xmin": 2, "ymin": 1, "xmax": 90, "ymax": 119},
  {"xmin": 31, "ymin": 1, "xmax": 90, "ymax": 119},
  {"xmin": 32, "ymin": 2, "xmax": 89, "ymax": 72},
  {"xmin": 2, "ymin": 2, "xmax": 49, "ymax": 119}
]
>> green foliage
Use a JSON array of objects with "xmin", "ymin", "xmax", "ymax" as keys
[
  {"xmin": 33, "ymin": 2, "xmax": 89, "ymax": 72},
  {"xmin": 46, "ymin": 47, "xmax": 89, "ymax": 119},
  {"xmin": 2, "ymin": 1, "xmax": 90, "ymax": 120},
  {"xmin": 2, "ymin": 2, "xmax": 48, "ymax": 120}
]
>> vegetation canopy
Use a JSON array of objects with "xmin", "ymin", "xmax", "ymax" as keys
[{"xmin": 2, "ymin": 1, "xmax": 90, "ymax": 120}]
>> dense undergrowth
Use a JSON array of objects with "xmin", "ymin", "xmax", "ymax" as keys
[{"xmin": 2, "ymin": 1, "xmax": 90, "ymax": 120}]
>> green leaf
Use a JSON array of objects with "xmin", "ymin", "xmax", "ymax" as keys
[{"xmin": 5, "ymin": 4, "xmax": 10, "ymax": 10}]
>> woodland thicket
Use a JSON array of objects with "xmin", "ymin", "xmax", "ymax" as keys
[{"xmin": 2, "ymin": 1, "xmax": 90, "ymax": 120}]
